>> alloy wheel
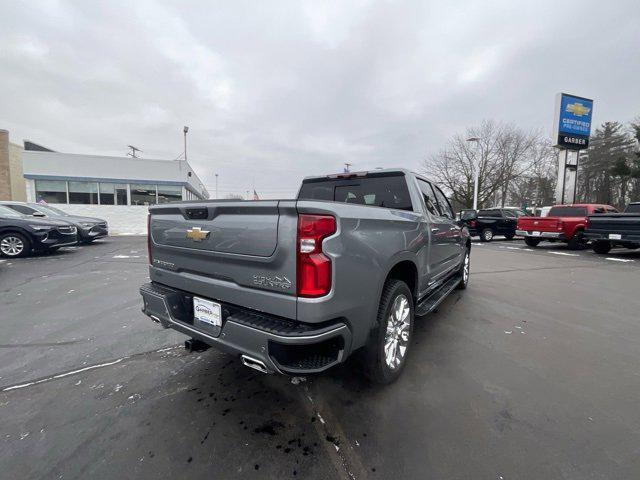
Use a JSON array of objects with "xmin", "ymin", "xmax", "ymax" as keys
[
  {"xmin": 0, "ymin": 236, "xmax": 24, "ymax": 256},
  {"xmin": 384, "ymin": 294, "xmax": 411, "ymax": 369}
]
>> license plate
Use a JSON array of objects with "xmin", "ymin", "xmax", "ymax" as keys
[
  {"xmin": 531, "ymin": 231, "xmax": 541, "ymax": 236},
  {"xmin": 193, "ymin": 297, "xmax": 221, "ymax": 327},
  {"xmin": 609, "ymin": 233, "xmax": 622, "ymax": 240}
]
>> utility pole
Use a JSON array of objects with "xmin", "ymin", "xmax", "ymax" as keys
[
  {"xmin": 344, "ymin": 162, "xmax": 352, "ymax": 173},
  {"xmin": 215, "ymin": 173, "xmax": 219, "ymax": 199},
  {"xmin": 183, "ymin": 126, "xmax": 189, "ymax": 162},
  {"xmin": 466, "ymin": 137, "xmax": 481, "ymax": 210},
  {"xmin": 127, "ymin": 145, "xmax": 142, "ymax": 158}
]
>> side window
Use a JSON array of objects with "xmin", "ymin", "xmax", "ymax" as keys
[
  {"xmin": 432, "ymin": 185, "xmax": 454, "ymax": 219},
  {"xmin": 478, "ymin": 209, "xmax": 501, "ymax": 217},
  {"xmin": 9, "ymin": 204, "xmax": 37, "ymax": 215},
  {"xmin": 416, "ymin": 180, "xmax": 439, "ymax": 216},
  {"xmin": 503, "ymin": 210, "xmax": 516, "ymax": 218}
]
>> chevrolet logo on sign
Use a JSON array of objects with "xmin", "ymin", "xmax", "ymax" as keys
[
  {"xmin": 186, "ymin": 227, "xmax": 210, "ymax": 242},
  {"xmin": 566, "ymin": 102, "xmax": 591, "ymax": 117}
]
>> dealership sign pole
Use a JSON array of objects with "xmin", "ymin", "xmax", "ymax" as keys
[{"xmin": 552, "ymin": 93, "xmax": 593, "ymax": 205}]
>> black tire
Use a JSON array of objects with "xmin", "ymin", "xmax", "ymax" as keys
[
  {"xmin": 363, "ymin": 279, "xmax": 414, "ymax": 384},
  {"xmin": 0, "ymin": 232, "xmax": 32, "ymax": 258},
  {"xmin": 524, "ymin": 237, "xmax": 541, "ymax": 247},
  {"xmin": 480, "ymin": 228, "xmax": 494, "ymax": 242},
  {"xmin": 592, "ymin": 241, "xmax": 611, "ymax": 254},
  {"xmin": 567, "ymin": 230, "xmax": 586, "ymax": 250},
  {"xmin": 457, "ymin": 248, "xmax": 470, "ymax": 290},
  {"xmin": 504, "ymin": 233, "xmax": 515, "ymax": 241}
]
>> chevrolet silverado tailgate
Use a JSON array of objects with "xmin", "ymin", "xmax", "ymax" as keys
[
  {"xmin": 148, "ymin": 200, "xmax": 298, "ymax": 319},
  {"xmin": 587, "ymin": 213, "xmax": 640, "ymax": 234}
]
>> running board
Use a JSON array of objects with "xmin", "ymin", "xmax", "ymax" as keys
[{"xmin": 415, "ymin": 274, "xmax": 461, "ymax": 317}]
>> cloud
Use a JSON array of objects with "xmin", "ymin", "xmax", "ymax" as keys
[{"xmin": 0, "ymin": 0, "xmax": 638, "ymax": 198}]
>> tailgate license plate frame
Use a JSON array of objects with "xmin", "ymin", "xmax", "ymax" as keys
[
  {"xmin": 531, "ymin": 231, "xmax": 541, "ymax": 236},
  {"xmin": 608, "ymin": 233, "xmax": 622, "ymax": 240},
  {"xmin": 193, "ymin": 296, "xmax": 222, "ymax": 330}
]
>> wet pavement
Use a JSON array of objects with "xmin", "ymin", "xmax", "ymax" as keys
[{"xmin": 2, "ymin": 237, "xmax": 639, "ymax": 479}]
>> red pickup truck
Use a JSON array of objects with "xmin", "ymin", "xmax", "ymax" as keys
[{"xmin": 516, "ymin": 204, "xmax": 618, "ymax": 249}]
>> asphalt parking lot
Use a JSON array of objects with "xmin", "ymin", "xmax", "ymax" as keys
[{"xmin": 2, "ymin": 237, "xmax": 640, "ymax": 479}]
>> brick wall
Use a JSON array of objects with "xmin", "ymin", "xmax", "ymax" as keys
[{"xmin": 0, "ymin": 130, "xmax": 11, "ymax": 200}]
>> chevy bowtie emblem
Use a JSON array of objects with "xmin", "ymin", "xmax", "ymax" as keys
[
  {"xmin": 186, "ymin": 227, "xmax": 210, "ymax": 242},
  {"xmin": 566, "ymin": 102, "xmax": 591, "ymax": 117}
]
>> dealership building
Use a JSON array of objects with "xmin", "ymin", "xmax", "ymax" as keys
[{"xmin": 0, "ymin": 130, "xmax": 209, "ymax": 234}]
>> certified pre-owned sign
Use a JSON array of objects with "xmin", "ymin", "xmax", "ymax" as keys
[{"xmin": 552, "ymin": 92, "xmax": 594, "ymax": 150}]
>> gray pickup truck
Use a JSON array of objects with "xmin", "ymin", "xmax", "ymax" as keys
[{"xmin": 140, "ymin": 169, "xmax": 470, "ymax": 383}]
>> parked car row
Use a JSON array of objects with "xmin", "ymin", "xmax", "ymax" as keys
[
  {"xmin": 460, "ymin": 202, "xmax": 640, "ymax": 255},
  {"xmin": 0, "ymin": 202, "xmax": 108, "ymax": 258}
]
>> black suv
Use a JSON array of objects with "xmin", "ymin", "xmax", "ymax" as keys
[
  {"xmin": 0, "ymin": 205, "xmax": 78, "ymax": 258},
  {"xmin": 460, "ymin": 207, "xmax": 527, "ymax": 242}
]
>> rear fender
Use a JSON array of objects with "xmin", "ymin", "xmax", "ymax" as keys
[{"xmin": 375, "ymin": 251, "xmax": 419, "ymax": 315}]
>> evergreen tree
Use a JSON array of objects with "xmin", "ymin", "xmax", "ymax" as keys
[{"xmin": 578, "ymin": 121, "xmax": 635, "ymax": 207}]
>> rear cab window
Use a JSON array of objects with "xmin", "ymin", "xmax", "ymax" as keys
[
  {"xmin": 298, "ymin": 173, "xmax": 413, "ymax": 211},
  {"xmin": 548, "ymin": 206, "xmax": 587, "ymax": 216}
]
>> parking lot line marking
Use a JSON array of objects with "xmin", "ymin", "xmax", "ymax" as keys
[
  {"xmin": 605, "ymin": 257, "xmax": 634, "ymax": 262},
  {"xmin": 2, "ymin": 358, "xmax": 124, "ymax": 392},
  {"xmin": 547, "ymin": 252, "xmax": 579, "ymax": 257}
]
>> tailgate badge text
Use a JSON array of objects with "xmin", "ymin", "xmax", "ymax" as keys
[{"xmin": 253, "ymin": 274, "xmax": 292, "ymax": 290}]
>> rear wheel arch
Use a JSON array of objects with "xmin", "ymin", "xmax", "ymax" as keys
[{"xmin": 384, "ymin": 260, "xmax": 418, "ymax": 304}]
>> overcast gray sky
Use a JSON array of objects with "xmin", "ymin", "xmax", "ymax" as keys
[{"xmin": 1, "ymin": 0, "xmax": 639, "ymax": 198}]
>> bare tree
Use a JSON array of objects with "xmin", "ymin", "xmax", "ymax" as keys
[{"xmin": 423, "ymin": 121, "xmax": 546, "ymax": 209}]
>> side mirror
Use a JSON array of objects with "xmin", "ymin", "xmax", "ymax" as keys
[{"xmin": 32, "ymin": 212, "xmax": 46, "ymax": 217}]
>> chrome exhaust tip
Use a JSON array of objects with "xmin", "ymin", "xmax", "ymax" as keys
[{"xmin": 241, "ymin": 355, "xmax": 269, "ymax": 374}]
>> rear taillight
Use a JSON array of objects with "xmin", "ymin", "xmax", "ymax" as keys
[
  {"xmin": 469, "ymin": 219, "xmax": 477, "ymax": 228},
  {"xmin": 297, "ymin": 214, "xmax": 336, "ymax": 297},
  {"xmin": 557, "ymin": 220, "xmax": 564, "ymax": 231},
  {"xmin": 147, "ymin": 213, "xmax": 152, "ymax": 265}
]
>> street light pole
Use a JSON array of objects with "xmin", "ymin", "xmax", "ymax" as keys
[
  {"xmin": 215, "ymin": 173, "xmax": 219, "ymax": 199},
  {"xmin": 467, "ymin": 137, "xmax": 481, "ymax": 210},
  {"xmin": 183, "ymin": 126, "xmax": 189, "ymax": 162}
]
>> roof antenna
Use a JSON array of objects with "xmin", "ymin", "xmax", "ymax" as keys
[{"xmin": 127, "ymin": 145, "xmax": 142, "ymax": 158}]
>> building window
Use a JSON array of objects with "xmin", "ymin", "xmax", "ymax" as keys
[
  {"xmin": 130, "ymin": 184, "xmax": 157, "ymax": 205},
  {"xmin": 157, "ymin": 184, "xmax": 182, "ymax": 203},
  {"xmin": 99, "ymin": 183, "xmax": 115, "ymax": 204},
  {"xmin": 35, "ymin": 180, "xmax": 67, "ymax": 204},
  {"xmin": 115, "ymin": 184, "xmax": 128, "ymax": 205},
  {"xmin": 69, "ymin": 181, "xmax": 99, "ymax": 204},
  {"xmin": 98, "ymin": 183, "xmax": 128, "ymax": 205}
]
